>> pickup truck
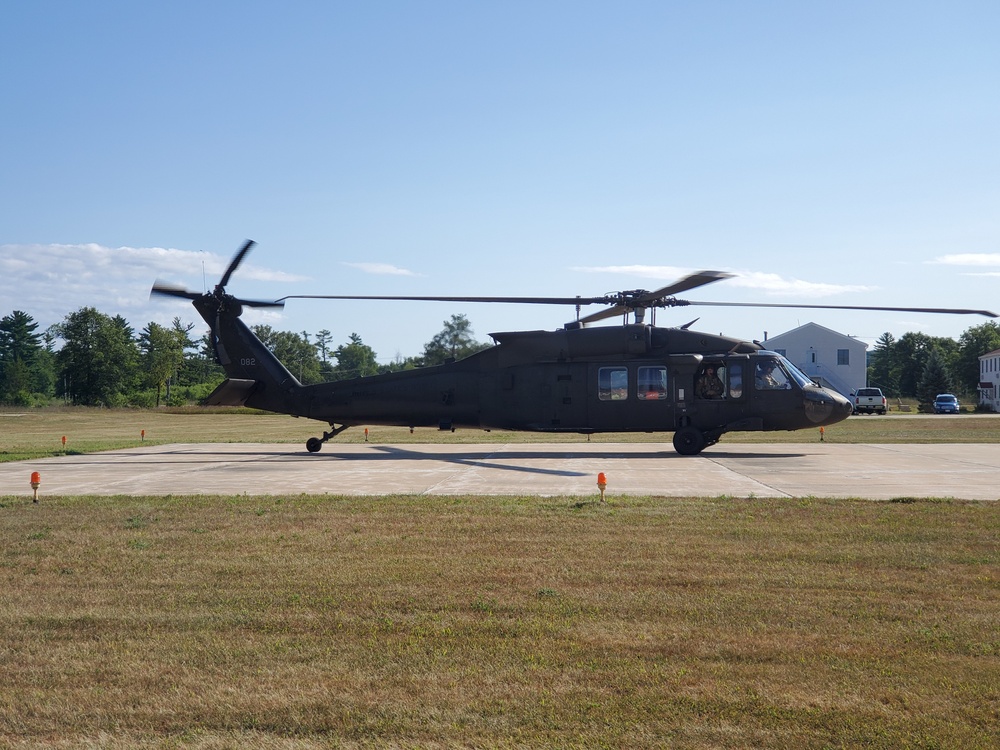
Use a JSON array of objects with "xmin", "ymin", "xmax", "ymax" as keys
[{"xmin": 853, "ymin": 387, "xmax": 887, "ymax": 415}]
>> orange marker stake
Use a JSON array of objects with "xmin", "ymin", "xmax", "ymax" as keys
[
  {"xmin": 30, "ymin": 471, "xmax": 40, "ymax": 503},
  {"xmin": 141, "ymin": 429, "xmax": 145, "ymax": 442},
  {"xmin": 61, "ymin": 435, "xmax": 67, "ymax": 447},
  {"xmin": 597, "ymin": 472, "xmax": 608, "ymax": 503},
  {"xmin": 819, "ymin": 426, "xmax": 825, "ymax": 442}
]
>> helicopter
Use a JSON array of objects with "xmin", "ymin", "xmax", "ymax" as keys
[{"xmin": 152, "ymin": 241, "xmax": 998, "ymax": 456}]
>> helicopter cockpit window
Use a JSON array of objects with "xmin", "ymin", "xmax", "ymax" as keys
[
  {"xmin": 754, "ymin": 358, "xmax": 793, "ymax": 390},
  {"xmin": 695, "ymin": 363, "xmax": 725, "ymax": 399},
  {"xmin": 775, "ymin": 355, "xmax": 814, "ymax": 388},
  {"xmin": 637, "ymin": 366, "xmax": 668, "ymax": 401},
  {"xmin": 598, "ymin": 367, "xmax": 628, "ymax": 401},
  {"xmin": 753, "ymin": 352, "xmax": 814, "ymax": 391}
]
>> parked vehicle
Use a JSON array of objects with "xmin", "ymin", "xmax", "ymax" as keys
[
  {"xmin": 854, "ymin": 387, "xmax": 887, "ymax": 415},
  {"xmin": 933, "ymin": 393, "xmax": 960, "ymax": 414}
]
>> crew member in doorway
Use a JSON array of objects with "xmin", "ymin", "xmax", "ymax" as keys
[{"xmin": 696, "ymin": 365, "xmax": 724, "ymax": 399}]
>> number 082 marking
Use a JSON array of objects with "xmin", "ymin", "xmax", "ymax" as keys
[{"xmin": 240, "ymin": 358, "xmax": 256, "ymax": 366}]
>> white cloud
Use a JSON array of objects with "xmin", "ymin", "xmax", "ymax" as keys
[
  {"xmin": 929, "ymin": 253, "xmax": 1000, "ymax": 267},
  {"xmin": 341, "ymin": 261, "xmax": 420, "ymax": 276},
  {"xmin": 726, "ymin": 272, "xmax": 875, "ymax": 298},
  {"xmin": 0, "ymin": 243, "xmax": 303, "ymax": 329},
  {"xmin": 572, "ymin": 264, "xmax": 873, "ymax": 298},
  {"xmin": 572, "ymin": 264, "xmax": 694, "ymax": 281}
]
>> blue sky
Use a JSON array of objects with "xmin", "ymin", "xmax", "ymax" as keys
[{"xmin": 2, "ymin": 1, "xmax": 998, "ymax": 362}]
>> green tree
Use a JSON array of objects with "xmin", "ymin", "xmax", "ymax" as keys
[
  {"xmin": 916, "ymin": 350, "xmax": 953, "ymax": 409},
  {"xmin": 0, "ymin": 310, "xmax": 41, "ymax": 362},
  {"xmin": 1, "ymin": 358, "xmax": 34, "ymax": 405},
  {"xmin": 891, "ymin": 332, "xmax": 956, "ymax": 397},
  {"xmin": 315, "ymin": 329, "xmax": 332, "ymax": 363},
  {"xmin": 56, "ymin": 307, "xmax": 140, "ymax": 406},
  {"xmin": 331, "ymin": 333, "xmax": 379, "ymax": 381},
  {"xmin": 378, "ymin": 353, "xmax": 423, "ymax": 374},
  {"xmin": 168, "ymin": 318, "xmax": 198, "ymax": 387},
  {"xmin": 956, "ymin": 321, "xmax": 1000, "ymax": 395},
  {"xmin": 421, "ymin": 314, "xmax": 490, "ymax": 366},
  {"xmin": 314, "ymin": 328, "xmax": 335, "ymax": 380},
  {"xmin": 35, "ymin": 327, "xmax": 58, "ymax": 398},
  {"xmin": 867, "ymin": 332, "xmax": 899, "ymax": 396},
  {"xmin": 185, "ymin": 330, "xmax": 225, "ymax": 385},
  {"xmin": 0, "ymin": 310, "xmax": 49, "ymax": 403},
  {"xmin": 138, "ymin": 321, "xmax": 188, "ymax": 407}
]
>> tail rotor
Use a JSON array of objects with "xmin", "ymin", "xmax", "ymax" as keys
[{"xmin": 151, "ymin": 239, "xmax": 284, "ymax": 311}]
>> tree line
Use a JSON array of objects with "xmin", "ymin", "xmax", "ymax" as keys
[
  {"xmin": 0, "ymin": 308, "xmax": 489, "ymax": 408},
  {"xmin": 2, "ymin": 307, "xmax": 999, "ymax": 409},
  {"xmin": 866, "ymin": 324, "xmax": 1000, "ymax": 407}
]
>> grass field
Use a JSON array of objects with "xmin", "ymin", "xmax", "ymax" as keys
[
  {"xmin": 1, "ymin": 493, "xmax": 997, "ymax": 748},
  {"xmin": 1, "ymin": 408, "xmax": 998, "ymax": 748}
]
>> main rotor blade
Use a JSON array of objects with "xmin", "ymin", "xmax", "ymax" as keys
[
  {"xmin": 578, "ymin": 305, "xmax": 630, "ymax": 325},
  {"xmin": 277, "ymin": 294, "xmax": 612, "ymax": 305},
  {"xmin": 636, "ymin": 270, "xmax": 734, "ymax": 303},
  {"xmin": 218, "ymin": 239, "xmax": 256, "ymax": 290},
  {"xmin": 682, "ymin": 300, "xmax": 998, "ymax": 317},
  {"xmin": 150, "ymin": 282, "xmax": 202, "ymax": 301},
  {"xmin": 238, "ymin": 298, "xmax": 286, "ymax": 309}
]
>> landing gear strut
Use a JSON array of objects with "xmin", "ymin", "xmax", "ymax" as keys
[{"xmin": 306, "ymin": 424, "xmax": 350, "ymax": 453}]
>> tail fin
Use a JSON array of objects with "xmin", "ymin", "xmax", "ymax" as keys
[{"xmin": 197, "ymin": 298, "xmax": 305, "ymax": 416}]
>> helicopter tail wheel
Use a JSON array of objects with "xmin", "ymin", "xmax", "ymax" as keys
[
  {"xmin": 672, "ymin": 426, "xmax": 707, "ymax": 456},
  {"xmin": 305, "ymin": 424, "xmax": 351, "ymax": 453}
]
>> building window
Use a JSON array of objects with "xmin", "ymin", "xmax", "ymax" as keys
[{"xmin": 837, "ymin": 349, "xmax": 849, "ymax": 365}]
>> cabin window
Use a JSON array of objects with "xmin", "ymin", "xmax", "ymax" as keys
[
  {"xmin": 837, "ymin": 349, "xmax": 849, "ymax": 365},
  {"xmin": 598, "ymin": 367, "xmax": 628, "ymax": 401},
  {"xmin": 728, "ymin": 364, "xmax": 744, "ymax": 399},
  {"xmin": 637, "ymin": 366, "xmax": 668, "ymax": 401}
]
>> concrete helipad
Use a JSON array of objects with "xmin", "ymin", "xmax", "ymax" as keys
[{"xmin": 3, "ymin": 442, "xmax": 999, "ymax": 500}]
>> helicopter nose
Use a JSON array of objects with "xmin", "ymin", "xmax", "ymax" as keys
[{"xmin": 803, "ymin": 388, "xmax": 853, "ymax": 425}]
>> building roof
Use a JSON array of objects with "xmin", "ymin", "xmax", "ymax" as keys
[{"xmin": 764, "ymin": 321, "xmax": 868, "ymax": 349}]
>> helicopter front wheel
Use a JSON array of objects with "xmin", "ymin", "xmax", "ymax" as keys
[
  {"xmin": 306, "ymin": 437, "xmax": 323, "ymax": 453},
  {"xmin": 672, "ymin": 427, "xmax": 706, "ymax": 456}
]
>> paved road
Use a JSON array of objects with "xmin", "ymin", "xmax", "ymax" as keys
[{"xmin": 3, "ymin": 442, "xmax": 999, "ymax": 500}]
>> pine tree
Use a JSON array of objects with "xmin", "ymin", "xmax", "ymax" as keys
[{"xmin": 916, "ymin": 351, "xmax": 952, "ymax": 409}]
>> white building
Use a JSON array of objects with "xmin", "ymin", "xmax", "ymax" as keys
[
  {"xmin": 978, "ymin": 348, "xmax": 1000, "ymax": 412},
  {"xmin": 763, "ymin": 322, "xmax": 868, "ymax": 398}
]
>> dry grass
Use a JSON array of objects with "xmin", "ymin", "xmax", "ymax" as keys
[
  {"xmin": 1, "ymin": 408, "xmax": 998, "ymax": 747},
  {"xmin": 1, "ymin": 493, "xmax": 997, "ymax": 748},
  {"xmin": 3, "ymin": 406, "xmax": 1000, "ymax": 463}
]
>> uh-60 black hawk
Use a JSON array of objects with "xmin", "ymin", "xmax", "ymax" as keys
[{"xmin": 152, "ymin": 241, "xmax": 997, "ymax": 456}]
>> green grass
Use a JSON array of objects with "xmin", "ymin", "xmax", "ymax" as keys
[
  {"xmin": 0, "ymin": 493, "xmax": 997, "ymax": 748},
  {"xmin": 2, "ymin": 405, "xmax": 1000, "ymax": 463}
]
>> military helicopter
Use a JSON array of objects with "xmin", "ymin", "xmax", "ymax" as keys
[{"xmin": 152, "ymin": 241, "xmax": 997, "ymax": 455}]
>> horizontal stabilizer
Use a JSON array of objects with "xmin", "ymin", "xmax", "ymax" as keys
[{"xmin": 204, "ymin": 379, "xmax": 258, "ymax": 407}]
